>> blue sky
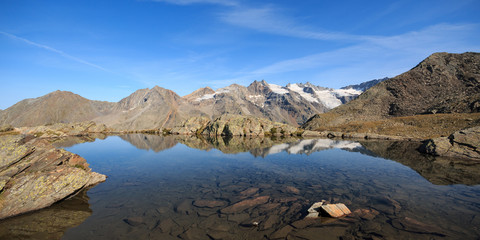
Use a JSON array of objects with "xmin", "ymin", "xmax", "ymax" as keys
[{"xmin": 1, "ymin": 0, "xmax": 479, "ymax": 109}]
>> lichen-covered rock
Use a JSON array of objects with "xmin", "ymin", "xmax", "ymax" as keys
[
  {"xmin": 203, "ymin": 115, "xmax": 298, "ymax": 136},
  {"xmin": 170, "ymin": 116, "xmax": 210, "ymax": 135},
  {"xmin": 0, "ymin": 135, "xmax": 106, "ymax": 219},
  {"xmin": 172, "ymin": 115, "xmax": 299, "ymax": 136},
  {"xmin": 420, "ymin": 126, "xmax": 480, "ymax": 160}
]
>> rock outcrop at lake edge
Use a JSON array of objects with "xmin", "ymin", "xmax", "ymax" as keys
[
  {"xmin": 171, "ymin": 115, "xmax": 299, "ymax": 136},
  {"xmin": 0, "ymin": 134, "xmax": 106, "ymax": 219},
  {"xmin": 16, "ymin": 121, "xmax": 109, "ymax": 138},
  {"xmin": 420, "ymin": 126, "xmax": 480, "ymax": 160}
]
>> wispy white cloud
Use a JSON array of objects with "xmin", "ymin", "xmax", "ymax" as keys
[
  {"xmin": 213, "ymin": 23, "xmax": 480, "ymax": 88},
  {"xmin": 0, "ymin": 31, "xmax": 109, "ymax": 72},
  {"xmin": 150, "ymin": 0, "xmax": 238, "ymax": 6},
  {"xmin": 219, "ymin": 6, "xmax": 368, "ymax": 41},
  {"xmin": 253, "ymin": 23, "xmax": 480, "ymax": 75}
]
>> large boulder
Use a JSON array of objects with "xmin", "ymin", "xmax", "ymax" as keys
[
  {"xmin": 173, "ymin": 115, "xmax": 299, "ymax": 136},
  {"xmin": 0, "ymin": 134, "xmax": 106, "ymax": 219},
  {"xmin": 197, "ymin": 115, "xmax": 298, "ymax": 136},
  {"xmin": 420, "ymin": 126, "xmax": 480, "ymax": 160},
  {"xmin": 170, "ymin": 116, "xmax": 210, "ymax": 135}
]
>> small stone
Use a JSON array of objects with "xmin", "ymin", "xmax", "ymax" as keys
[{"xmin": 175, "ymin": 199, "xmax": 193, "ymax": 215}]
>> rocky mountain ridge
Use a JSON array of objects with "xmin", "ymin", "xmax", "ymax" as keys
[
  {"xmin": 0, "ymin": 79, "xmax": 379, "ymax": 130},
  {"xmin": 303, "ymin": 52, "xmax": 480, "ymax": 130}
]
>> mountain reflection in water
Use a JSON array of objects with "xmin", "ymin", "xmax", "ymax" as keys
[
  {"xmin": 10, "ymin": 134, "xmax": 479, "ymax": 239},
  {"xmin": 113, "ymin": 134, "xmax": 480, "ymax": 186}
]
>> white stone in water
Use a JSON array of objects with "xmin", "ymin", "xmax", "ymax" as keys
[
  {"xmin": 305, "ymin": 212, "xmax": 319, "ymax": 218},
  {"xmin": 307, "ymin": 201, "xmax": 325, "ymax": 213}
]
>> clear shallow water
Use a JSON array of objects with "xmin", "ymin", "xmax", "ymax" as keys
[{"xmin": 1, "ymin": 134, "xmax": 480, "ymax": 239}]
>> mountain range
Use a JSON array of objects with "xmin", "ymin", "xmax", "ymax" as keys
[
  {"xmin": 2, "ymin": 52, "xmax": 478, "ymax": 133},
  {"xmin": 0, "ymin": 78, "xmax": 384, "ymax": 130}
]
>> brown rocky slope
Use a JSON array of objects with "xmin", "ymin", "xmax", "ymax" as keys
[
  {"xmin": 0, "ymin": 91, "xmax": 114, "ymax": 127},
  {"xmin": 303, "ymin": 52, "xmax": 480, "ymax": 137}
]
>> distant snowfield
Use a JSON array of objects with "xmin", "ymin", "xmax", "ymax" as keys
[
  {"xmin": 268, "ymin": 83, "xmax": 289, "ymax": 94},
  {"xmin": 194, "ymin": 81, "xmax": 365, "ymax": 110}
]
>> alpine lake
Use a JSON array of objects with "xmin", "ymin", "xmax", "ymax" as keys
[{"xmin": 1, "ymin": 134, "xmax": 480, "ymax": 240}]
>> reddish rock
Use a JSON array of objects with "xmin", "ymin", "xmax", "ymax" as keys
[
  {"xmin": 285, "ymin": 186, "xmax": 300, "ymax": 194},
  {"xmin": 221, "ymin": 196, "xmax": 269, "ymax": 214},
  {"xmin": 321, "ymin": 204, "xmax": 351, "ymax": 218},
  {"xmin": 257, "ymin": 203, "xmax": 281, "ymax": 211},
  {"xmin": 277, "ymin": 197, "xmax": 298, "ymax": 203},
  {"xmin": 351, "ymin": 209, "xmax": 379, "ymax": 220},
  {"xmin": 239, "ymin": 187, "xmax": 259, "ymax": 196}
]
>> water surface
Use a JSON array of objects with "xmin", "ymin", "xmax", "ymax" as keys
[{"xmin": 1, "ymin": 134, "xmax": 479, "ymax": 239}]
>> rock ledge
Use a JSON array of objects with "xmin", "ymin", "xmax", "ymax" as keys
[{"xmin": 0, "ymin": 134, "xmax": 106, "ymax": 219}]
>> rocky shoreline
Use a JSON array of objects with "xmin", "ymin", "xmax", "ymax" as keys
[
  {"xmin": 419, "ymin": 126, "xmax": 480, "ymax": 160},
  {"xmin": 0, "ymin": 134, "xmax": 106, "ymax": 220},
  {"xmin": 0, "ymin": 113, "xmax": 479, "ymax": 219}
]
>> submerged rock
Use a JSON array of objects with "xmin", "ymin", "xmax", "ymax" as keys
[
  {"xmin": 305, "ymin": 201, "xmax": 351, "ymax": 218},
  {"xmin": 321, "ymin": 203, "xmax": 351, "ymax": 218},
  {"xmin": 221, "ymin": 196, "xmax": 270, "ymax": 214},
  {"xmin": 0, "ymin": 135, "xmax": 106, "ymax": 219}
]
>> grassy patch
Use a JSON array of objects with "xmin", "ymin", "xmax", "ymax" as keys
[{"xmin": 312, "ymin": 113, "xmax": 480, "ymax": 139}]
